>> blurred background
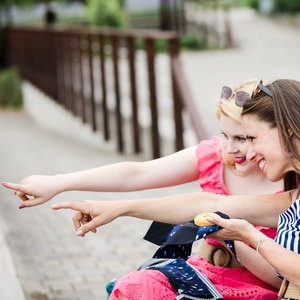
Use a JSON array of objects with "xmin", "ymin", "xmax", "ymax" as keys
[{"xmin": 1, "ymin": 1, "xmax": 300, "ymax": 299}]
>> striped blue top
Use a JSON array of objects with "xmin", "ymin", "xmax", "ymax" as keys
[
  {"xmin": 275, "ymin": 198, "xmax": 300, "ymax": 282},
  {"xmin": 275, "ymin": 198, "xmax": 300, "ymax": 254}
]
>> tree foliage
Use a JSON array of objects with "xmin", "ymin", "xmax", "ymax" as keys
[{"xmin": 86, "ymin": 0, "xmax": 126, "ymax": 28}]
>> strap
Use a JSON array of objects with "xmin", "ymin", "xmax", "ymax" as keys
[{"xmin": 278, "ymin": 279, "xmax": 300, "ymax": 300}]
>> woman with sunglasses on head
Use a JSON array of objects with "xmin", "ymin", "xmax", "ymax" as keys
[
  {"xmin": 51, "ymin": 78, "xmax": 300, "ymax": 300},
  {"xmin": 4, "ymin": 79, "xmax": 283, "ymax": 299}
]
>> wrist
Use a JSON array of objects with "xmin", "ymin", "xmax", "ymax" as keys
[
  {"xmin": 256, "ymin": 237, "xmax": 273, "ymax": 256},
  {"xmin": 53, "ymin": 174, "xmax": 69, "ymax": 192},
  {"xmin": 242, "ymin": 223, "xmax": 266, "ymax": 247}
]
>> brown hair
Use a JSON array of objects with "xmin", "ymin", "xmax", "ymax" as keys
[{"xmin": 241, "ymin": 79, "xmax": 300, "ymax": 191}]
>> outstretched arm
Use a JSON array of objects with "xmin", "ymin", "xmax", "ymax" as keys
[
  {"xmin": 51, "ymin": 191, "xmax": 291, "ymax": 234},
  {"xmin": 2, "ymin": 146, "xmax": 199, "ymax": 207},
  {"xmin": 51, "ymin": 191, "xmax": 296, "ymax": 287}
]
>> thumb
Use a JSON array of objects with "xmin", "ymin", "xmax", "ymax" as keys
[
  {"xmin": 76, "ymin": 219, "xmax": 99, "ymax": 237},
  {"xmin": 206, "ymin": 214, "xmax": 223, "ymax": 226}
]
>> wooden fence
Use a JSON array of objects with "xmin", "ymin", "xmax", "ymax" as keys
[{"xmin": 4, "ymin": 26, "xmax": 205, "ymax": 158}]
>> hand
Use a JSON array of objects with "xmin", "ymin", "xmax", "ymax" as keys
[
  {"xmin": 52, "ymin": 200, "xmax": 121, "ymax": 237},
  {"xmin": 2, "ymin": 175, "xmax": 60, "ymax": 208},
  {"xmin": 205, "ymin": 214, "xmax": 256, "ymax": 243}
]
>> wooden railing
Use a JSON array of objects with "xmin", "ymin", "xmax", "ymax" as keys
[{"xmin": 4, "ymin": 26, "xmax": 204, "ymax": 158}]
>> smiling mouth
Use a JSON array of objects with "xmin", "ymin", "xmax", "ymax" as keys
[
  {"xmin": 234, "ymin": 157, "xmax": 246, "ymax": 164},
  {"xmin": 258, "ymin": 159, "xmax": 266, "ymax": 171}
]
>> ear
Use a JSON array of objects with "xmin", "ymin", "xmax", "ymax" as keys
[
  {"xmin": 283, "ymin": 146, "xmax": 293, "ymax": 157},
  {"xmin": 288, "ymin": 128, "xmax": 294, "ymax": 137}
]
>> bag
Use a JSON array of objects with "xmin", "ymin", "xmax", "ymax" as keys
[
  {"xmin": 278, "ymin": 279, "xmax": 300, "ymax": 300},
  {"xmin": 197, "ymin": 241, "xmax": 242, "ymax": 268}
]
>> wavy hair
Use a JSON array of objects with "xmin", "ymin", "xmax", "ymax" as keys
[{"xmin": 241, "ymin": 79, "xmax": 300, "ymax": 191}]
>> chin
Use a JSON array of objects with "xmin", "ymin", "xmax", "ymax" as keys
[{"xmin": 235, "ymin": 164, "xmax": 256, "ymax": 174}]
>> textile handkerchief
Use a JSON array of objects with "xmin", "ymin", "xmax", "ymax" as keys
[
  {"xmin": 151, "ymin": 211, "xmax": 236, "ymax": 260},
  {"xmin": 147, "ymin": 258, "xmax": 224, "ymax": 300}
]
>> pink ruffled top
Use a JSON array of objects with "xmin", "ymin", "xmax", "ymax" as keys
[{"xmin": 197, "ymin": 135, "xmax": 229, "ymax": 195}]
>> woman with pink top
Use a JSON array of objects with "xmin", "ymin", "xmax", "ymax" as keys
[
  {"xmin": 106, "ymin": 79, "xmax": 282, "ymax": 300},
  {"xmin": 3, "ymin": 79, "xmax": 282, "ymax": 299}
]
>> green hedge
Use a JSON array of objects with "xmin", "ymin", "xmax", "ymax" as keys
[
  {"xmin": 274, "ymin": 0, "xmax": 300, "ymax": 14},
  {"xmin": 246, "ymin": 0, "xmax": 300, "ymax": 14},
  {"xmin": 0, "ymin": 68, "xmax": 23, "ymax": 108}
]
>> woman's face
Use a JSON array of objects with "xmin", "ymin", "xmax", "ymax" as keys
[
  {"xmin": 242, "ymin": 114, "xmax": 294, "ymax": 182},
  {"xmin": 220, "ymin": 113, "xmax": 257, "ymax": 174}
]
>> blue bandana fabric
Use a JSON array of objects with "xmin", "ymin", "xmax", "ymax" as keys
[
  {"xmin": 152, "ymin": 212, "xmax": 237, "ymax": 260},
  {"xmin": 147, "ymin": 258, "xmax": 224, "ymax": 300}
]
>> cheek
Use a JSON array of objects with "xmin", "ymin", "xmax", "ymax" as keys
[
  {"xmin": 221, "ymin": 137, "xmax": 228, "ymax": 149},
  {"xmin": 237, "ymin": 143, "xmax": 248, "ymax": 155}
]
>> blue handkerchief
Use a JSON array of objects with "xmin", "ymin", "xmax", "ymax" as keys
[{"xmin": 152, "ymin": 211, "xmax": 236, "ymax": 260}]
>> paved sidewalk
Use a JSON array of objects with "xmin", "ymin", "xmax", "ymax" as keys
[
  {"xmin": 181, "ymin": 8, "xmax": 300, "ymax": 139},
  {"xmin": 0, "ymin": 110, "xmax": 198, "ymax": 300},
  {"xmin": 1, "ymin": 7, "xmax": 300, "ymax": 300}
]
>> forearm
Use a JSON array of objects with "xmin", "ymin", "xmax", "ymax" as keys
[
  {"xmin": 118, "ymin": 192, "xmax": 220, "ymax": 224},
  {"xmin": 254, "ymin": 237, "xmax": 300, "ymax": 288},
  {"xmin": 56, "ymin": 162, "xmax": 142, "ymax": 192},
  {"xmin": 122, "ymin": 191, "xmax": 290, "ymax": 225},
  {"xmin": 232, "ymin": 223, "xmax": 300, "ymax": 288},
  {"xmin": 57, "ymin": 146, "xmax": 199, "ymax": 193},
  {"xmin": 234, "ymin": 241, "xmax": 281, "ymax": 288}
]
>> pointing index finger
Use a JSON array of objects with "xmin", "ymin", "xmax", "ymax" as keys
[{"xmin": 52, "ymin": 201, "xmax": 87, "ymax": 213}]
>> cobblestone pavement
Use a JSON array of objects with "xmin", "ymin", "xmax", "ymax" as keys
[{"xmin": 0, "ymin": 110, "xmax": 198, "ymax": 300}]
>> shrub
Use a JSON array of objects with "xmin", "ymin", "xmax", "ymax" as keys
[
  {"xmin": 86, "ymin": 0, "xmax": 127, "ymax": 27},
  {"xmin": 0, "ymin": 68, "xmax": 23, "ymax": 108},
  {"xmin": 274, "ymin": 0, "xmax": 300, "ymax": 14},
  {"xmin": 180, "ymin": 35, "xmax": 207, "ymax": 50},
  {"xmin": 246, "ymin": 0, "xmax": 259, "ymax": 10}
]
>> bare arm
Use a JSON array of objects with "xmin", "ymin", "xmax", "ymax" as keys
[
  {"xmin": 54, "ymin": 190, "xmax": 297, "ymax": 287},
  {"xmin": 51, "ymin": 191, "xmax": 294, "ymax": 286},
  {"xmin": 209, "ymin": 214, "xmax": 300, "ymax": 288},
  {"xmin": 51, "ymin": 191, "xmax": 291, "ymax": 231},
  {"xmin": 233, "ymin": 241, "xmax": 282, "ymax": 288},
  {"xmin": 2, "ymin": 146, "xmax": 199, "ymax": 207}
]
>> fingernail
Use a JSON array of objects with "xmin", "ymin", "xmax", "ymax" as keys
[
  {"xmin": 76, "ymin": 229, "xmax": 83, "ymax": 236},
  {"xmin": 19, "ymin": 204, "xmax": 26, "ymax": 209},
  {"xmin": 14, "ymin": 191, "xmax": 17, "ymax": 195},
  {"xmin": 1, "ymin": 182, "xmax": 7, "ymax": 186}
]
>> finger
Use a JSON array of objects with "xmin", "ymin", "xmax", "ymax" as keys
[
  {"xmin": 72, "ymin": 211, "xmax": 84, "ymax": 229},
  {"xmin": 76, "ymin": 219, "xmax": 99, "ymax": 237},
  {"xmin": 2, "ymin": 182, "xmax": 27, "ymax": 193},
  {"xmin": 52, "ymin": 201, "xmax": 87, "ymax": 213},
  {"xmin": 15, "ymin": 191, "xmax": 31, "ymax": 201},
  {"xmin": 18, "ymin": 198, "xmax": 46, "ymax": 209},
  {"xmin": 206, "ymin": 215, "xmax": 222, "ymax": 225}
]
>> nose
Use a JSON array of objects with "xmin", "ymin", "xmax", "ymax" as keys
[
  {"xmin": 246, "ymin": 147, "xmax": 257, "ymax": 162},
  {"xmin": 224, "ymin": 140, "xmax": 238, "ymax": 154}
]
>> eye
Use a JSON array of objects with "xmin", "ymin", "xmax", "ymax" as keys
[
  {"xmin": 220, "ymin": 131, "xmax": 228, "ymax": 139},
  {"xmin": 237, "ymin": 136, "xmax": 246, "ymax": 142},
  {"xmin": 247, "ymin": 136, "xmax": 255, "ymax": 142}
]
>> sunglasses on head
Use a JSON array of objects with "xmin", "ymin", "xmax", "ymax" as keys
[
  {"xmin": 251, "ymin": 78, "xmax": 272, "ymax": 99},
  {"xmin": 220, "ymin": 86, "xmax": 250, "ymax": 107},
  {"xmin": 221, "ymin": 78, "xmax": 273, "ymax": 107}
]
